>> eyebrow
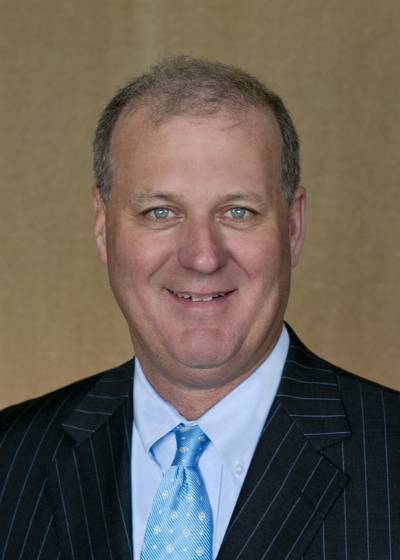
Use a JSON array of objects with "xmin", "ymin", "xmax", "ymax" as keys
[
  {"xmin": 129, "ymin": 192, "xmax": 186, "ymax": 205},
  {"xmin": 220, "ymin": 191, "xmax": 267, "ymax": 204},
  {"xmin": 129, "ymin": 190, "xmax": 267, "ymax": 206}
]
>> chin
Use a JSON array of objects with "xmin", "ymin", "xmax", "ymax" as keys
[
  {"xmin": 175, "ymin": 353, "xmax": 229, "ymax": 370},
  {"xmin": 168, "ymin": 331, "xmax": 238, "ymax": 371}
]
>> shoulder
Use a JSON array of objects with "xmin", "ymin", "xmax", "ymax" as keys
[
  {"xmin": 286, "ymin": 323, "xmax": 399, "ymax": 391},
  {"xmin": 334, "ymin": 364, "xmax": 400, "ymax": 397},
  {"xmin": 285, "ymin": 323, "xmax": 400, "ymax": 423},
  {"xmin": 0, "ymin": 361, "xmax": 133, "ymax": 454},
  {"xmin": 332, "ymin": 365, "xmax": 400, "ymax": 433}
]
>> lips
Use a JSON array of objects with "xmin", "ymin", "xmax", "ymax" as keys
[{"xmin": 167, "ymin": 288, "xmax": 231, "ymax": 302}]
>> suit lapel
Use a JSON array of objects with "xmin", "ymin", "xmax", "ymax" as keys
[
  {"xmin": 47, "ymin": 328, "xmax": 352, "ymax": 559},
  {"xmin": 217, "ymin": 327, "xmax": 351, "ymax": 560},
  {"xmin": 47, "ymin": 361, "xmax": 134, "ymax": 560}
]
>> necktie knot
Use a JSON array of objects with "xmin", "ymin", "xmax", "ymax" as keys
[
  {"xmin": 172, "ymin": 424, "xmax": 209, "ymax": 468},
  {"xmin": 141, "ymin": 422, "xmax": 213, "ymax": 560}
]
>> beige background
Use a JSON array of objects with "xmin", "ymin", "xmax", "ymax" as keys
[{"xmin": 1, "ymin": 0, "xmax": 399, "ymax": 408}]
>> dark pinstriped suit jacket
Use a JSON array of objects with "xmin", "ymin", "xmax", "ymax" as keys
[{"xmin": 1, "ymin": 327, "xmax": 399, "ymax": 559}]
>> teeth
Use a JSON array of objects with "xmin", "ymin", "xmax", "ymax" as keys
[
  {"xmin": 192, "ymin": 295, "xmax": 213, "ymax": 302},
  {"xmin": 171, "ymin": 290, "xmax": 227, "ymax": 302}
]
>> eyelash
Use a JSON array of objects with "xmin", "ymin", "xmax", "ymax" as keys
[
  {"xmin": 143, "ymin": 206, "xmax": 255, "ymax": 223},
  {"xmin": 148, "ymin": 207, "xmax": 174, "ymax": 220},
  {"xmin": 226, "ymin": 207, "xmax": 252, "ymax": 220}
]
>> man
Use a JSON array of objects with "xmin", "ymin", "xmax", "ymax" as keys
[{"xmin": 0, "ymin": 56, "xmax": 399, "ymax": 560}]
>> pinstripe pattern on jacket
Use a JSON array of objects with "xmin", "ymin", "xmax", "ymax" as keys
[{"xmin": 1, "ymin": 327, "xmax": 399, "ymax": 559}]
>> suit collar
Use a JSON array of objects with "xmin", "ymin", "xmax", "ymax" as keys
[
  {"xmin": 277, "ymin": 324, "xmax": 351, "ymax": 450},
  {"xmin": 48, "ymin": 361, "xmax": 134, "ymax": 560},
  {"xmin": 217, "ymin": 326, "xmax": 351, "ymax": 560},
  {"xmin": 60, "ymin": 324, "xmax": 351, "ymax": 452},
  {"xmin": 61, "ymin": 360, "xmax": 133, "ymax": 443},
  {"xmin": 50, "ymin": 326, "xmax": 352, "ymax": 560}
]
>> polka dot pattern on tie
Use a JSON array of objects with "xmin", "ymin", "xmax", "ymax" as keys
[{"xmin": 141, "ymin": 424, "xmax": 213, "ymax": 559}]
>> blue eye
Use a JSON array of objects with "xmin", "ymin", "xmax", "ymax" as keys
[
  {"xmin": 151, "ymin": 208, "xmax": 170, "ymax": 220},
  {"xmin": 229, "ymin": 207, "xmax": 249, "ymax": 219}
]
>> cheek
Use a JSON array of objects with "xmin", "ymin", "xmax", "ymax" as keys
[
  {"xmin": 233, "ymin": 232, "xmax": 289, "ymax": 282},
  {"xmin": 107, "ymin": 231, "xmax": 173, "ymax": 292}
]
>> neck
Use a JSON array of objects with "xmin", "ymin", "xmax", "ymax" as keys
[
  {"xmin": 146, "ymin": 374, "xmax": 254, "ymax": 420},
  {"xmin": 138, "ymin": 350, "xmax": 277, "ymax": 420},
  {"xmin": 134, "ymin": 324, "xmax": 283, "ymax": 419}
]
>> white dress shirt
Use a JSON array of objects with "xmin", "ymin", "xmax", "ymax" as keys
[{"xmin": 132, "ymin": 326, "xmax": 289, "ymax": 559}]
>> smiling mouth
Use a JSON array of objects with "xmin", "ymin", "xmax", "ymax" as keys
[{"xmin": 167, "ymin": 288, "xmax": 233, "ymax": 302}]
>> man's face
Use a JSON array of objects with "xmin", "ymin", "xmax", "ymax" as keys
[{"xmin": 94, "ymin": 108, "xmax": 305, "ymax": 393}]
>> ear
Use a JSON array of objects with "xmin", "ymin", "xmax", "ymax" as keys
[
  {"xmin": 92, "ymin": 185, "xmax": 108, "ymax": 264},
  {"xmin": 288, "ymin": 186, "xmax": 306, "ymax": 268}
]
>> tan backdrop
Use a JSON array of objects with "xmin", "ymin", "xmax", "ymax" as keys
[{"xmin": 1, "ymin": 0, "xmax": 399, "ymax": 408}]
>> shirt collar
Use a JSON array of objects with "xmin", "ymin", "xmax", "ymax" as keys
[
  {"xmin": 133, "ymin": 362, "xmax": 184, "ymax": 455},
  {"xmin": 197, "ymin": 326, "xmax": 288, "ymax": 477},
  {"xmin": 134, "ymin": 325, "xmax": 289, "ymax": 476}
]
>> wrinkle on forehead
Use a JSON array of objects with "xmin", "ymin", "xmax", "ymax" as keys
[
  {"xmin": 108, "ymin": 107, "xmax": 284, "ymax": 207},
  {"xmin": 111, "ymin": 105, "xmax": 282, "ymax": 158}
]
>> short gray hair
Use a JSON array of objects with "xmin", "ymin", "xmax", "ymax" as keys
[{"xmin": 93, "ymin": 56, "xmax": 300, "ymax": 204}]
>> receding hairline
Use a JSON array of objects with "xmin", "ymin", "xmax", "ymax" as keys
[
  {"xmin": 108, "ymin": 102, "xmax": 284, "ymax": 174},
  {"xmin": 93, "ymin": 56, "xmax": 300, "ymax": 204},
  {"xmin": 112, "ymin": 90, "xmax": 281, "ymax": 130}
]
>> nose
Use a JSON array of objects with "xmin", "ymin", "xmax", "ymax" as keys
[{"xmin": 177, "ymin": 219, "xmax": 227, "ymax": 273}]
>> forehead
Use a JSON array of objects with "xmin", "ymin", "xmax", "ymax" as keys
[
  {"xmin": 111, "ymin": 105, "xmax": 282, "ymax": 158},
  {"xmin": 108, "ymin": 107, "xmax": 283, "ymax": 199}
]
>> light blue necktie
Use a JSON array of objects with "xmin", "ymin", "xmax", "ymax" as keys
[{"xmin": 141, "ymin": 424, "xmax": 213, "ymax": 559}]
